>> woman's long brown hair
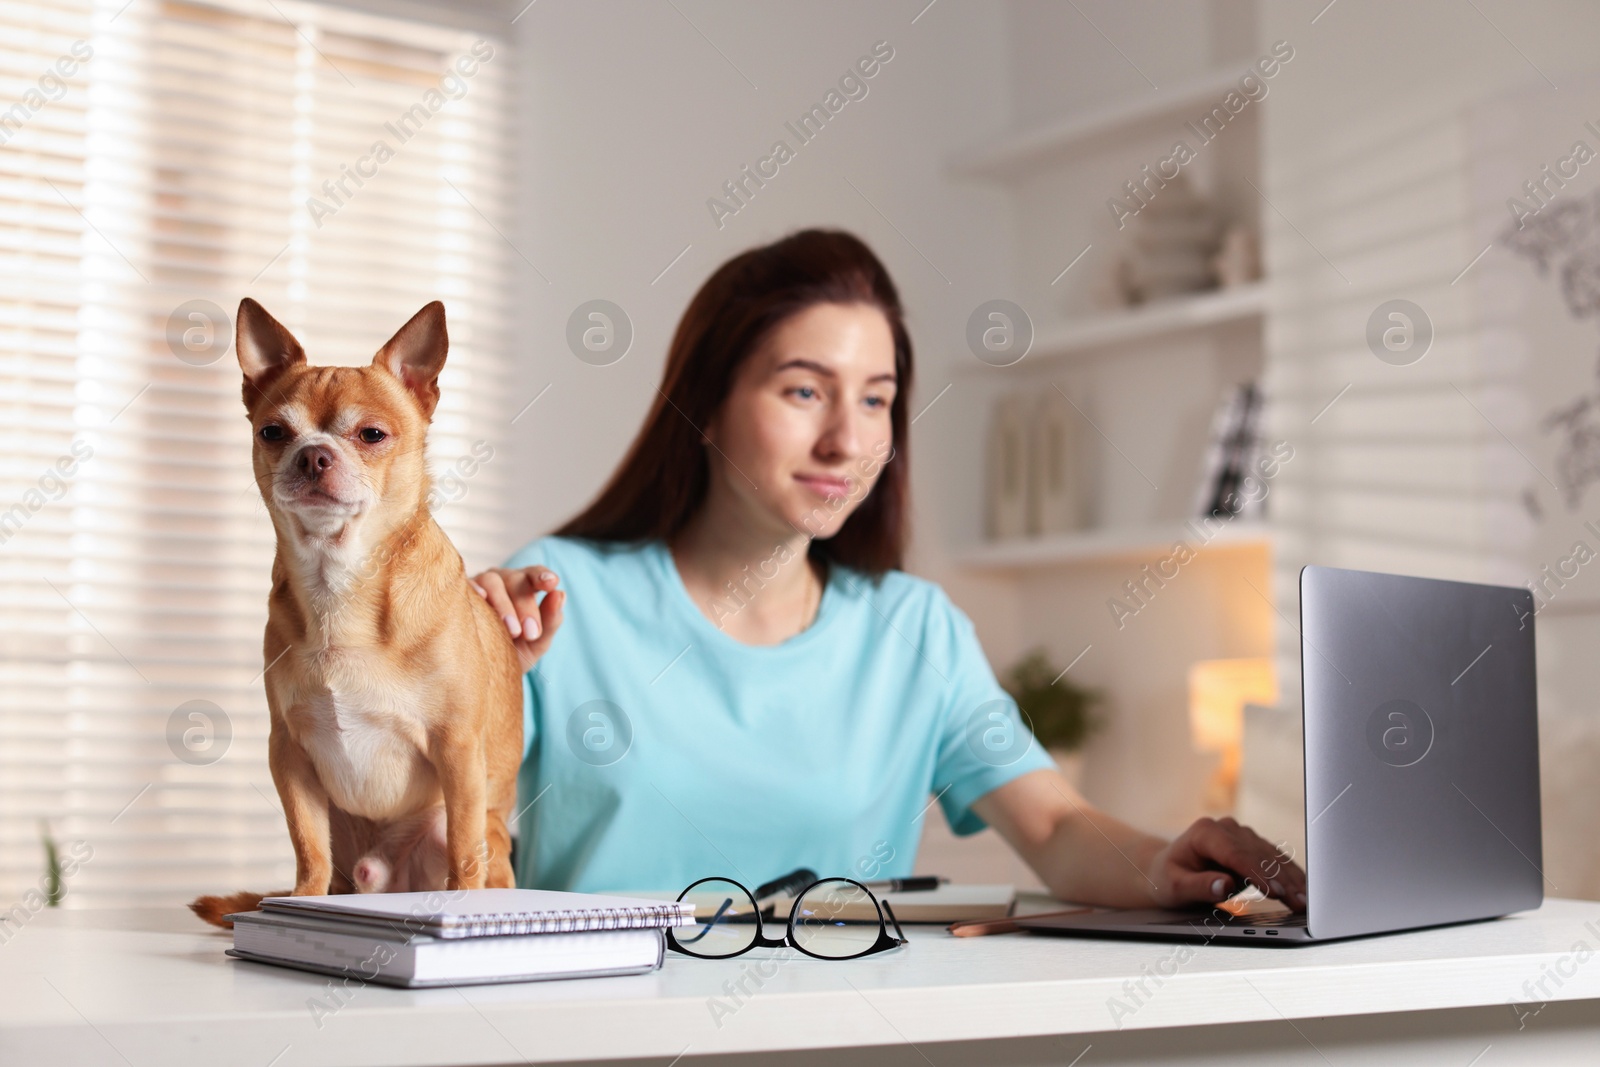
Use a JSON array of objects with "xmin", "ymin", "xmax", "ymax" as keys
[{"xmin": 554, "ymin": 228, "xmax": 913, "ymax": 575}]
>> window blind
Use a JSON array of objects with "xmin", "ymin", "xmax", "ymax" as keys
[{"xmin": 0, "ymin": 0, "xmax": 511, "ymax": 910}]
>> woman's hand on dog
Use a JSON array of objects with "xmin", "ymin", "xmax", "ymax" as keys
[{"xmin": 471, "ymin": 566, "xmax": 564, "ymax": 673}]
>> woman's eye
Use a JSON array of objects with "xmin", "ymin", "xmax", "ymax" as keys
[
  {"xmin": 790, "ymin": 385, "xmax": 817, "ymax": 401},
  {"xmin": 259, "ymin": 424, "xmax": 286, "ymax": 442},
  {"xmin": 359, "ymin": 428, "xmax": 387, "ymax": 444},
  {"xmin": 864, "ymin": 395, "xmax": 889, "ymax": 410}
]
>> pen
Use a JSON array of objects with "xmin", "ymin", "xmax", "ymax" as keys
[
  {"xmin": 753, "ymin": 868, "xmax": 819, "ymax": 902},
  {"xmin": 753, "ymin": 869, "xmax": 949, "ymax": 902},
  {"xmin": 861, "ymin": 876, "xmax": 947, "ymax": 893}
]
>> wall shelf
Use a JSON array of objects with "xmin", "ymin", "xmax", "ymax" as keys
[
  {"xmin": 1013, "ymin": 282, "xmax": 1266, "ymax": 367},
  {"xmin": 953, "ymin": 519, "xmax": 1271, "ymax": 573},
  {"xmin": 948, "ymin": 66, "xmax": 1247, "ymax": 180}
]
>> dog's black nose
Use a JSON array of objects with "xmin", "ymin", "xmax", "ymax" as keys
[{"xmin": 295, "ymin": 444, "xmax": 335, "ymax": 478}]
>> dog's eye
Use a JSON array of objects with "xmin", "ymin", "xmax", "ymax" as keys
[
  {"xmin": 359, "ymin": 427, "xmax": 387, "ymax": 444},
  {"xmin": 259, "ymin": 425, "xmax": 286, "ymax": 442}
]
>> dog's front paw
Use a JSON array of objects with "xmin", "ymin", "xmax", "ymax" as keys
[{"xmin": 446, "ymin": 866, "xmax": 488, "ymax": 892}]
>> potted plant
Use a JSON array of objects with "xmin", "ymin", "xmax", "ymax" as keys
[
  {"xmin": 40, "ymin": 820, "xmax": 63, "ymax": 906},
  {"xmin": 1000, "ymin": 648, "xmax": 1102, "ymax": 790}
]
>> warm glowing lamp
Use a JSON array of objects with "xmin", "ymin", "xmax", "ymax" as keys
[{"xmin": 1187, "ymin": 657, "xmax": 1278, "ymax": 812}]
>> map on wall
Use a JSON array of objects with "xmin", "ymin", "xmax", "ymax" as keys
[
  {"xmin": 1499, "ymin": 188, "xmax": 1600, "ymax": 512},
  {"xmin": 1469, "ymin": 74, "xmax": 1600, "ymax": 607}
]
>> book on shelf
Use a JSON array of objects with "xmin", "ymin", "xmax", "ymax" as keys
[{"xmin": 1193, "ymin": 382, "xmax": 1263, "ymax": 521}]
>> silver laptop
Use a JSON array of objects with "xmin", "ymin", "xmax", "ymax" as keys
[{"xmin": 1020, "ymin": 564, "xmax": 1544, "ymax": 945}]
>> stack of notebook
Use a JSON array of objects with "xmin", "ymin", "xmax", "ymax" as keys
[{"xmin": 224, "ymin": 889, "xmax": 696, "ymax": 988}]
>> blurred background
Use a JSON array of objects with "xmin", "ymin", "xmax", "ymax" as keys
[{"xmin": 5, "ymin": 0, "xmax": 1600, "ymax": 912}]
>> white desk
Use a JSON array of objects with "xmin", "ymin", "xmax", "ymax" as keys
[{"xmin": 5, "ymin": 896, "xmax": 1600, "ymax": 1066}]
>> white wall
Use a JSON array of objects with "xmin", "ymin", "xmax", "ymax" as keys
[{"xmin": 1006, "ymin": 0, "xmax": 1254, "ymax": 126}]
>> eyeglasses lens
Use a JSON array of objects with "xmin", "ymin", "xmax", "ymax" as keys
[
  {"xmin": 675, "ymin": 878, "xmax": 760, "ymax": 957},
  {"xmin": 790, "ymin": 878, "xmax": 883, "ymax": 959}
]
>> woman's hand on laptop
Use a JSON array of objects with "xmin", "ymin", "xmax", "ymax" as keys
[
  {"xmin": 972, "ymin": 770, "xmax": 1306, "ymax": 912},
  {"xmin": 471, "ymin": 566, "xmax": 565, "ymax": 673},
  {"xmin": 1148, "ymin": 816, "xmax": 1307, "ymax": 911}
]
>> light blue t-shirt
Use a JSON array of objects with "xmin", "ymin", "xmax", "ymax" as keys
[{"xmin": 504, "ymin": 535, "xmax": 1054, "ymax": 894}]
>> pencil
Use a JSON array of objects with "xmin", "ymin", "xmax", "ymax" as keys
[{"xmin": 947, "ymin": 907, "xmax": 1092, "ymax": 937}]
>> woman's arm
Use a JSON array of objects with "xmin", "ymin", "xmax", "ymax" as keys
[{"xmin": 969, "ymin": 768, "xmax": 1307, "ymax": 910}]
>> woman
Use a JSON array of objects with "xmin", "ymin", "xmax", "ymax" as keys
[{"xmin": 474, "ymin": 229, "xmax": 1306, "ymax": 910}]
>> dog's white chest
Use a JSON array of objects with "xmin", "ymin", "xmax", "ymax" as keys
[{"xmin": 297, "ymin": 681, "xmax": 436, "ymax": 820}]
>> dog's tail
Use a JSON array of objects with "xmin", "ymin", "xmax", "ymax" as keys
[{"xmin": 188, "ymin": 890, "xmax": 291, "ymax": 929}]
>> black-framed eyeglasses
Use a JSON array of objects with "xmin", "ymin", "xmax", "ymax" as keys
[{"xmin": 667, "ymin": 875, "xmax": 908, "ymax": 961}]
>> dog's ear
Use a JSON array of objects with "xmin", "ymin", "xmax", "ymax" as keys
[
  {"xmin": 372, "ymin": 302, "xmax": 447, "ymax": 420},
  {"xmin": 236, "ymin": 299, "xmax": 305, "ymax": 399}
]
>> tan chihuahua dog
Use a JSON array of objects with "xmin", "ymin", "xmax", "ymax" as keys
[{"xmin": 190, "ymin": 299, "xmax": 522, "ymax": 927}]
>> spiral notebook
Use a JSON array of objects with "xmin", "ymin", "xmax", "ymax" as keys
[
  {"xmin": 226, "ymin": 909, "xmax": 668, "ymax": 988},
  {"xmin": 258, "ymin": 888, "xmax": 696, "ymax": 940}
]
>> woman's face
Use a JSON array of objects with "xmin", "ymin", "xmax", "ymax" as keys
[{"xmin": 705, "ymin": 301, "xmax": 898, "ymax": 542}]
